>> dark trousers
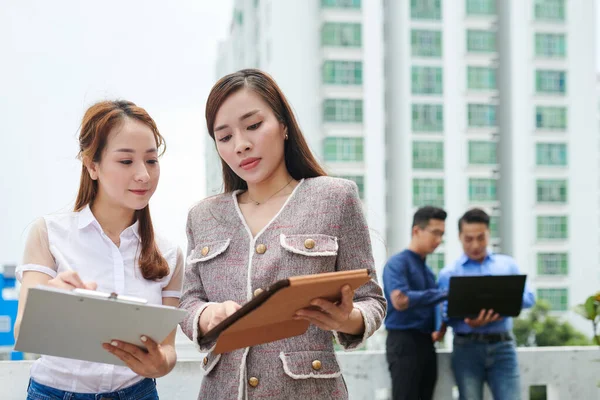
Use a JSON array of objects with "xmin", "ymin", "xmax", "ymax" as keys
[{"xmin": 386, "ymin": 329, "xmax": 438, "ymax": 400}]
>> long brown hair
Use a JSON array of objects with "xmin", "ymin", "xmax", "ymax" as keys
[
  {"xmin": 75, "ymin": 100, "xmax": 169, "ymax": 281},
  {"xmin": 205, "ymin": 69, "xmax": 326, "ymax": 192}
]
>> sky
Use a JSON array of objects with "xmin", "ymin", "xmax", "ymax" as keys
[
  {"xmin": 0, "ymin": 0, "xmax": 234, "ymax": 265},
  {"xmin": 1, "ymin": 1, "xmax": 599, "ymax": 267}
]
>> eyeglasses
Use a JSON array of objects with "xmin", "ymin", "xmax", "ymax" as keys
[{"xmin": 423, "ymin": 228, "xmax": 445, "ymax": 238}]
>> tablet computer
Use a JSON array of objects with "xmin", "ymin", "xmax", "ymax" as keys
[{"xmin": 199, "ymin": 269, "xmax": 372, "ymax": 354}]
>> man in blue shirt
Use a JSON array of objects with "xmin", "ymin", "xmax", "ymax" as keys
[
  {"xmin": 438, "ymin": 208, "xmax": 535, "ymax": 400},
  {"xmin": 383, "ymin": 206, "xmax": 449, "ymax": 400}
]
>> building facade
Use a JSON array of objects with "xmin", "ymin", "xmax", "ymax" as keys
[{"xmin": 209, "ymin": 0, "xmax": 599, "ymax": 336}]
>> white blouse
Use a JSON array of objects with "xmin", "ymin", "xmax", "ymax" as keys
[{"xmin": 16, "ymin": 205, "xmax": 183, "ymax": 393}]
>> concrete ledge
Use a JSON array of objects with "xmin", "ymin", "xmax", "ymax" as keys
[{"xmin": 0, "ymin": 347, "xmax": 598, "ymax": 399}]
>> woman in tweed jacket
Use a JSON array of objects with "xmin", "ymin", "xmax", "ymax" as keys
[{"xmin": 179, "ymin": 69, "xmax": 386, "ymax": 400}]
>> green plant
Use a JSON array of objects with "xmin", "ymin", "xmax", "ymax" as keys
[
  {"xmin": 574, "ymin": 291, "xmax": 600, "ymax": 346},
  {"xmin": 513, "ymin": 300, "xmax": 592, "ymax": 347}
]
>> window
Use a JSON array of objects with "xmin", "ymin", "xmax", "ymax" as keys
[
  {"xmin": 467, "ymin": 67, "xmax": 497, "ymax": 90},
  {"xmin": 535, "ymin": 33, "xmax": 566, "ymax": 58},
  {"xmin": 234, "ymin": 10, "xmax": 243, "ymax": 25},
  {"xmin": 536, "ymin": 179, "xmax": 567, "ymax": 203},
  {"xmin": 323, "ymin": 99, "xmax": 363, "ymax": 123},
  {"xmin": 413, "ymin": 141, "xmax": 444, "ymax": 169},
  {"xmin": 536, "ymin": 107, "xmax": 567, "ymax": 130},
  {"xmin": 469, "ymin": 178, "xmax": 497, "ymax": 202},
  {"xmin": 537, "ymin": 253, "xmax": 568, "ymax": 275},
  {"xmin": 324, "ymin": 137, "xmax": 364, "ymax": 162},
  {"xmin": 336, "ymin": 175, "xmax": 365, "ymax": 198},
  {"xmin": 412, "ymin": 67, "xmax": 443, "ymax": 95},
  {"xmin": 427, "ymin": 253, "xmax": 445, "ymax": 276},
  {"xmin": 468, "ymin": 141, "xmax": 497, "ymax": 164},
  {"xmin": 534, "ymin": 0, "xmax": 565, "ymax": 21},
  {"xmin": 321, "ymin": 0, "xmax": 361, "ymax": 9},
  {"xmin": 466, "ymin": 0, "xmax": 496, "ymax": 15},
  {"xmin": 411, "ymin": 0, "xmax": 442, "ymax": 20},
  {"xmin": 536, "ymin": 70, "xmax": 567, "ymax": 94},
  {"xmin": 489, "ymin": 215, "xmax": 499, "ymax": 238},
  {"xmin": 536, "ymin": 143, "xmax": 567, "ymax": 166},
  {"xmin": 468, "ymin": 104, "xmax": 497, "ymax": 127},
  {"xmin": 537, "ymin": 288, "xmax": 568, "ymax": 311},
  {"xmin": 411, "ymin": 30, "xmax": 442, "ymax": 57},
  {"xmin": 537, "ymin": 216, "xmax": 568, "ymax": 239},
  {"xmin": 412, "ymin": 104, "xmax": 444, "ymax": 132},
  {"xmin": 322, "ymin": 23, "xmax": 362, "ymax": 47},
  {"xmin": 322, "ymin": 61, "xmax": 363, "ymax": 85},
  {"xmin": 467, "ymin": 30, "xmax": 496, "ymax": 53},
  {"xmin": 413, "ymin": 178, "xmax": 444, "ymax": 207}
]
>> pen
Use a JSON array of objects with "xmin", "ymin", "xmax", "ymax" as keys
[
  {"xmin": 49, "ymin": 245, "xmax": 74, "ymax": 272},
  {"xmin": 48, "ymin": 245, "xmax": 146, "ymax": 303}
]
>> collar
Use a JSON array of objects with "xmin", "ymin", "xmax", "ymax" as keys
[
  {"xmin": 406, "ymin": 249, "xmax": 427, "ymax": 262},
  {"xmin": 77, "ymin": 204, "xmax": 97, "ymax": 230},
  {"xmin": 459, "ymin": 250, "xmax": 495, "ymax": 265},
  {"xmin": 77, "ymin": 204, "xmax": 140, "ymax": 241},
  {"xmin": 124, "ymin": 219, "xmax": 141, "ymax": 241}
]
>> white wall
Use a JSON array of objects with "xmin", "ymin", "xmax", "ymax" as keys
[
  {"xmin": 383, "ymin": 0, "xmax": 412, "ymax": 255},
  {"xmin": 1, "ymin": 348, "xmax": 598, "ymax": 399},
  {"xmin": 267, "ymin": 1, "xmax": 321, "ymax": 158},
  {"xmin": 363, "ymin": 0, "xmax": 388, "ymax": 275},
  {"xmin": 563, "ymin": 0, "xmax": 600, "ymax": 335}
]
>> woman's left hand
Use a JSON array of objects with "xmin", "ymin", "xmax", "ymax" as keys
[
  {"xmin": 294, "ymin": 285, "xmax": 364, "ymax": 335},
  {"xmin": 103, "ymin": 335, "xmax": 173, "ymax": 378}
]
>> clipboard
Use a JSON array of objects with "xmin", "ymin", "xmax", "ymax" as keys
[
  {"xmin": 200, "ymin": 269, "xmax": 372, "ymax": 354},
  {"xmin": 14, "ymin": 286, "xmax": 187, "ymax": 366},
  {"xmin": 447, "ymin": 275, "xmax": 527, "ymax": 318}
]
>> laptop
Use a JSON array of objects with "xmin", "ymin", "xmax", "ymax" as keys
[{"xmin": 447, "ymin": 275, "xmax": 527, "ymax": 318}]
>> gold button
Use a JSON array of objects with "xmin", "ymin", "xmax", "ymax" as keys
[
  {"xmin": 253, "ymin": 288, "xmax": 264, "ymax": 297},
  {"xmin": 304, "ymin": 239, "xmax": 316, "ymax": 249},
  {"xmin": 248, "ymin": 377, "xmax": 259, "ymax": 387},
  {"xmin": 256, "ymin": 244, "xmax": 267, "ymax": 254},
  {"xmin": 201, "ymin": 246, "xmax": 210, "ymax": 256},
  {"xmin": 312, "ymin": 360, "xmax": 322, "ymax": 371},
  {"xmin": 203, "ymin": 357, "xmax": 208, "ymax": 366}
]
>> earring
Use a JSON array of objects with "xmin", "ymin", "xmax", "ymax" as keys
[{"xmin": 285, "ymin": 133, "xmax": 288, "ymax": 140}]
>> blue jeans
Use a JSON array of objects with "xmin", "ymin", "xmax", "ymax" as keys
[
  {"xmin": 451, "ymin": 335, "xmax": 521, "ymax": 400},
  {"xmin": 27, "ymin": 378, "xmax": 159, "ymax": 400}
]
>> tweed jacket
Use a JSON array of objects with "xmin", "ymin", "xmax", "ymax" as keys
[{"xmin": 179, "ymin": 176, "xmax": 386, "ymax": 400}]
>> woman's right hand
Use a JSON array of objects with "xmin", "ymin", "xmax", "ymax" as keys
[
  {"xmin": 199, "ymin": 301, "xmax": 242, "ymax": 334},
  {"xmin": 46, "ymin": 271, "xmax": 97, "ymax": 291}
]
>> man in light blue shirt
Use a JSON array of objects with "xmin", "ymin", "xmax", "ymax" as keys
[{"xmin": 438, "ymin": 208, "xmax": 535, "ymax": 400}]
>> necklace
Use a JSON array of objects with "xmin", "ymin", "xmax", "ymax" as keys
[{"xmin": 247, "ymin": 178, "xmax": 294, "ymax": 205}]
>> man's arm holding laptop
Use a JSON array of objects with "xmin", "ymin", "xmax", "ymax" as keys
[
  {"xmin": 437, "ymin": 268, "xmax": 501, "ymax": 330},
  {"xmin": 510, "ymin": 261, "xmax": 535, "ymax": 309}
]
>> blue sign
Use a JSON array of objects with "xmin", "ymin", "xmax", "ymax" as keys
[{"xmin": 0, "ymin": 266, "xmax": 23, "ymax": 360}]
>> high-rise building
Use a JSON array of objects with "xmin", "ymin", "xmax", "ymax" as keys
[
  {"xmin": 209, "ymin": 0, "xmax": 598, "ymax": 336},
  {"xmin": 208, "ymin": 0, "xmax": 387, "ymax": 276}
]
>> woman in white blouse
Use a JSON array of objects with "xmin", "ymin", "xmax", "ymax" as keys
[{"xmin": 14, "ymin": 100, "xmax": 183, "ymax": 400}]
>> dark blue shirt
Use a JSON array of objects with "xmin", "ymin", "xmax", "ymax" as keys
[{"xmin": 382, "ymin": 249, "xmax": 448, "ymax": 333}]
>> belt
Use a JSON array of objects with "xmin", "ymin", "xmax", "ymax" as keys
[{"xmin": 455, "ymin": 332, "xmax": 512, "ymax": 343}]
